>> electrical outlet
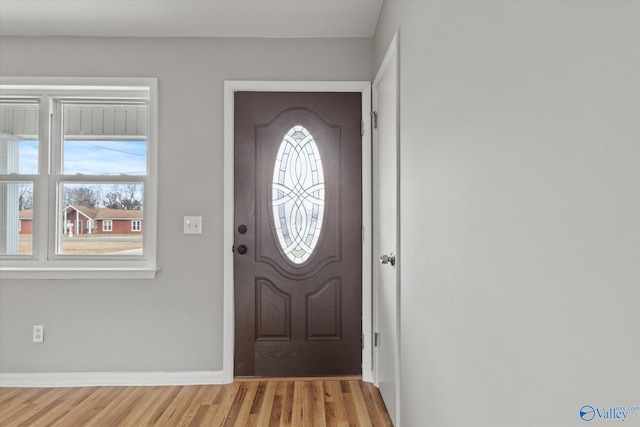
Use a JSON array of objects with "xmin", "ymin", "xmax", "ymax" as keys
[
  {"xmin": 184, "ymin": 216, "xmax": 203, "ymax": 234},
  {"xmin": 33, "ymin": 325, "xmax": 44, "ymax": 343}
]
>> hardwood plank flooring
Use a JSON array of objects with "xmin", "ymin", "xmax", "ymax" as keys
[{"xmin": 0, "ymin": 380, "xmax": 393, "ymax": 426}]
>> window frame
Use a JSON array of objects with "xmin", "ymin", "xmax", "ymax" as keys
[
  {"xmin": 131, "ymin": 219, "xmax": 142, "ymax": 232},
  {"xmin": 103, "ymin": 220, "xmax": 113, "ymax": 232},
  {"xmin": 0, "ymin": 77, "xmax": 158, "ymax": 279}
]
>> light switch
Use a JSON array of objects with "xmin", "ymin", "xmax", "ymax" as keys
[{"xmin": 184, "ymin": 216, "xmax": 202, "ymax": 234}]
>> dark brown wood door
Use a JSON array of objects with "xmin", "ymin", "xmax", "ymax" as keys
[{"xmin": 234, "ymin": 92, "xmax": 362, "ymax": 377}]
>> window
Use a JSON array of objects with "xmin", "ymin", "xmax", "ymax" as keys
[
  {"xmin": 0, "ymin": 78, "xmax": 158, "ymax": 279},
  {"xmin": 271, "ymin": 125, "xmax": 325, "ymax": 264}
]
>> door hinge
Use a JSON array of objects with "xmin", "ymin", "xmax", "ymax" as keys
[
  {"xmin": 360, "ymin": 119, "xmax": 365, "ymax": 136},
  {"xmin": 374, "ymin": 332, "xmax": 379, "ymax": 347},
  {"xmin": 371, "ymin": 111, "xmax": 378, "ymax": 129},
  {"xmin": 361, "ymin": 333, "xmax": 365, "ymax": 350},
  {"xmin": 362, "ymin": 226, "xmax": 365, "ymax": 243}
]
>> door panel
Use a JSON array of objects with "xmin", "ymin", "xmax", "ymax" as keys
[
  {"xmin": 374, "ymin": 38, "xmax": 400, "ymax": 424},
  {"xmin": 234, "ymin": 92, "xmax": 362, "ymax": 377},
  {"xmin": 306, "ymin": 278, "xmax": 342, "ymax": 340},
  {"xmin": 255, "ymin": 279, "xmax": 291, "ymax": 340}
]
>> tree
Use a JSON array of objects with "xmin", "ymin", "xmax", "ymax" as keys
[
  {"xmin": 63, "ymin": 185, "xmax": 100, "ymax": 208},
  {"xmin": 103, "ymin": 184, "xmax": 143, "ymax": 210},
  {"xmin": 18, "ymin": 183, "xmax": 33, "ymax": 210}
]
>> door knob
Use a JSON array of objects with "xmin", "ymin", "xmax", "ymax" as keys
[
  {"xmin": 380, "ymin": 253, "xmax": 395, "ymax": 266},
  {"xmin": 236, "ymin": 244, "xmax": 248, "ymax": 255}
]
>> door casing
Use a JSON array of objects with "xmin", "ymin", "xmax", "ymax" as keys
[{"xmin": 223, "ymin": 81, "xmax": 372, "ymax": 383}]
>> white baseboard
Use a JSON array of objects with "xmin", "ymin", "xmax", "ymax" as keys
[{"xmin": 0, "ymin": 370, "xmax": 225, "ymax": 388}]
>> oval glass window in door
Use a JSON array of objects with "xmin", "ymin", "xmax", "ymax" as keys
[{"xmin": 272, "ymin": 125, "xmax": 325, "ymax": 264}]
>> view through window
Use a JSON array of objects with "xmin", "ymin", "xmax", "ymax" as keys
[{"xmin": 0, "ymin": 78, "xmax": 157, "ymax": 278}]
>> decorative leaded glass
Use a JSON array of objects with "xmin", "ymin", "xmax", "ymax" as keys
[{"xmin": 272, "ymin": 125, "xmax": 325, "ymax": 264}]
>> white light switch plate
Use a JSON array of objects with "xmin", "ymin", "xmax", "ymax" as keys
[{"xmin": 184, "ymin": 216, "xmax": 202, "ymax": 234}]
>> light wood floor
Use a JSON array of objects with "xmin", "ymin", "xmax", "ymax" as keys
[{"xmin": 0, "ymin": 379, "xmax": 393, "ymax": 426}]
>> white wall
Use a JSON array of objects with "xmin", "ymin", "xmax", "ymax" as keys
[
  {"xmin": 0, "ymin": 36, "xmax": 373, "ymax": 373},
  {"xmin": 375, "ymin": 1, "xmax": 639, "ymax": 426}
]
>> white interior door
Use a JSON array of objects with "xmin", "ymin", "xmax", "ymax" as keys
[{"xmin": 374, "ymin": 34, "xmax": 399, "ymax": 425}]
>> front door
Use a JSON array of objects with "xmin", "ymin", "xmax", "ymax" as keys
[{"xmin": 234, "ymin": 91, "xmax": 362, "ymax": 377}]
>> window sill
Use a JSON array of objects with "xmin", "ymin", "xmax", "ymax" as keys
[{"xmin": 0, "ymin": 267, "xmax": 159, "ymax": 280}]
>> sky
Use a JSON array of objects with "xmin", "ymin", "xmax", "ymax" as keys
[{"xmin": 18, "ymin": 139, "xmax": 147, "ymax": 175}]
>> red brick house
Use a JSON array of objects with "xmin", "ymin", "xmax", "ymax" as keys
[
  {"xmin": 63, "ymin": 205, "xmax": 143, "ymax": 235},
  {"xmin": 19, "ymin": 210, "xmax": 33, "ymax": 235}
]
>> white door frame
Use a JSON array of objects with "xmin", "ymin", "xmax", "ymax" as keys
[{"xmin": 223, "ymin": 81, "xmax": 373, "ymax": 383}]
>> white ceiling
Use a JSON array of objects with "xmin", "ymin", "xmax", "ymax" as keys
[{"xmin": 0, "ymin": 0, "xmax": 384, "ymax": 38}]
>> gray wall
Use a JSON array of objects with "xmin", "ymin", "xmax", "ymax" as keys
[
  {"xmin": 0, "ymin": 36, "xmax": 373, "ymax": 372},
  {"xmin": 375, "ymin": 1, "xmax": 640, "ymax": 426}
]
